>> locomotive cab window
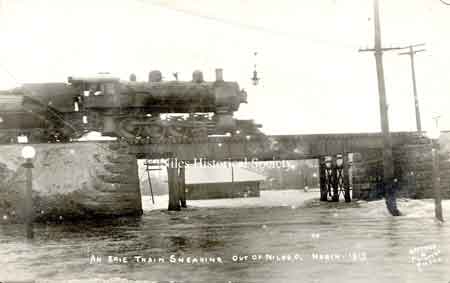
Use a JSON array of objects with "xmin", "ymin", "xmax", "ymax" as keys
[
  {"xmin": 102, "ymin": 83, "xmax": 116, "ymax": 96},
  {"xmin": 85, "ymin": 83, "xmax": 101, "ymax": 96}
]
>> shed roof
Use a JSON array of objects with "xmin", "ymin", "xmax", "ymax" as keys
[{"xmin": 186, "ymin": 167, "xmax": 265, "ymax": 185}]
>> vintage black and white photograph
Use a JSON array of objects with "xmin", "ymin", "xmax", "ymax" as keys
[{"xmin": 0, "ymin": 0, "xmax": 450, "ymax": 282}]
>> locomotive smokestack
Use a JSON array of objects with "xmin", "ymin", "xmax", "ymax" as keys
[
  {"xmin": 215, "ymin": 68, "xmax": 223, "ymax": 82},
  {"xmin": 149, "ymin": 70, "xmax": 162, "ymax": 82},
  {"xmin": 192, "ymin": 70, "xmax": 204, "ymax": 83},
  {"xmin": 129, "ymin": 73, "xmax": 136, "ymax": 82}
]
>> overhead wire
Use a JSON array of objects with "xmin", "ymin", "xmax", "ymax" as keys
[
  {"xmin": 0, "ymin": 63, "xmax": 22, "ymax": 87},
  {"xmin": 143, "ymin": 0, "xmax": 360, "ymax": 50},
  {"xmin": 145, "ymin": 1, "xmax": 450, "ymax": 51}
]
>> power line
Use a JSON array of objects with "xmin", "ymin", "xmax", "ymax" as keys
[
  {"xmin": 144, "ymin": 0, "xmax": 359, "ymax": 49},
  {"xmin": 440, "ymin": 0, "xmax": 450, "ymax": 6},
  {"xmin": 0, "ymin": 63, "xmax": 22, "ymax": 86}
]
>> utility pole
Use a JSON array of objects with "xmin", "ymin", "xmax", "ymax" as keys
[
  {"xmin": 144, "ymin": 160, "xmax": 155, "ymax": 204},
  {"xmin": 431, "ymin": 115, "xmax": 443, "ymax": 221},
  {"xmin": 399, "ymin": 44, "xmax": 426, "ymax": 135},
  {"xmin": 359, "ymin": 0, "xmax": 402, "ymax": 216}
]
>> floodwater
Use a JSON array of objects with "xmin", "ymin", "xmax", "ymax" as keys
[{"xmin": 1, "ymin": 190, "xmax": 450, "ymax": 283}]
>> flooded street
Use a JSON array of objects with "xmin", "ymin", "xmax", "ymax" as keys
[{"xmin": 1, "ymin": 190, "xmax": 450, "ymax": 283}]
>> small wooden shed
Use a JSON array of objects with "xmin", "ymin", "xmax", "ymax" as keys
[{"xmin": 185, "ymin": 167, "xmax": 265, "ymax": 200}]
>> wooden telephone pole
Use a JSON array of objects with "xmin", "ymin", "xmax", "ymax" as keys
[
  {"xmin": 399, "ymin": 44, "xmax": 426, "ymax": 135},
  {"xmin": 432, "ymin": 115, "xmax": 444, "ymax": 221},
  {"xmin": 359, "ymin": 0, "xmax": 401, "ymax": 216}
]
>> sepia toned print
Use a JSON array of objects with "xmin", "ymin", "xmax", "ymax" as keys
[{"xmin": 0, "ymin": 0, "xmax": 450, "ymax": 282}]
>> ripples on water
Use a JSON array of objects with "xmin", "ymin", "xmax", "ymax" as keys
[{"xmin": 0, "ymin": 190, "xmax": 449, "ymax": 283}]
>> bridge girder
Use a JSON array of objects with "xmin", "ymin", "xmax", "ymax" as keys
[{"xmin": 128, "ymin": 132, "xmax": 426, "ymax": 161}]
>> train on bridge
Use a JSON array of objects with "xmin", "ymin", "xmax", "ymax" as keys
[{"xmin": 0, "ymin": 69, "xmax": 262, "ymax": 144}]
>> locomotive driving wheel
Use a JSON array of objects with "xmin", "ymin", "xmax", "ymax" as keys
[
  {"xmin": 143, "ymin": 122, "xmax": 165, "ymax": 143},
  {"xmin": 116, "ymin": 116, "xmax": 168, "ymax": 143},
  {"xmin": 117, "ymin": 117, "xmax": 144, "ymax": 139},
  {"xmin": 115, "ymin": 115, "xmax": 213, "ymax": 144}
]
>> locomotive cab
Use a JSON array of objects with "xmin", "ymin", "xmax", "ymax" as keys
[{"xmin": 68, "ymin": 75, "xmax": 122, "ymax": 109}]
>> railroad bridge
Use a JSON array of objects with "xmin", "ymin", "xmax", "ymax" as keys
[
  {"xmin": 0, "ymin": 71, "xmax": 449, "ymax": 220},
  {"xmin": 0, "ymin": 131, "xmax": 448, "ymax": 220},
  {"xmin": 128, "ymin": 131, "xmax": 442, "ymax": 209}
]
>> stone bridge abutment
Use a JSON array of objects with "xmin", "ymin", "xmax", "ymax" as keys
[{"xmin": 0, "ymin": 142, "xmax": 142, "ymax": 222}]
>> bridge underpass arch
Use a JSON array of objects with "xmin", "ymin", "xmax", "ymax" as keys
[
  {"xmin": 126, "ymin": 131, "xmax": 437, "ymax": 212},
  {"xmin": 135, "ymin": 155, "xmax": 357, "ymax": 211}
]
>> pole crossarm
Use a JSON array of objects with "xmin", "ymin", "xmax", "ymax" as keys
[
  {"xmin": 398, "ymin": 43, "xmax": 426, "ymax": 56},
  {"xmin": 359, "ymin": 47, "xmax": 407, "ymax": 52},
  {"xmin": 360, "ymin": 43, "xmax": 425, "ymax": 54},
  {"xmin": 399, "ymin": 49, "xmax": 426, "ymax": 56}
]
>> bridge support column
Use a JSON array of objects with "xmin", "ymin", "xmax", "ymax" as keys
[
  {"xmin": 167, "ymin": 161, "xmax": 181, "ymax": 211},
  {"xmin": 167, "ymin": 158, "xmax": 187, "ymax": 211},
  {"xmin": 331, "ymin": 156, "xmax": 340, "ymax": 202},
  {"xmin": 318, "ymin": 154, "xmax": 352, "ymax": 202},
  {"xmin": 343, "ymin": 154, "xmax": 351, "ymax": 203},
  {"xmin": 179, "ymin": 166, "xmax": 187, "ymax": 208},
  {"xmin": 319, "ymin": 157, "xmax": 328, "ymax": 201}
]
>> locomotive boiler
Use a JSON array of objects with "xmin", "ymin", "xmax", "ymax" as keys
[{"xmin": 0, "ymin": 69, "xmax": 262, "ymax": 144}]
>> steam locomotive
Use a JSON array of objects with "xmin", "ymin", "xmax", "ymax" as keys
[{"xmin": 0, "ymin": 69, "xmax": 262, "ymax": 144}]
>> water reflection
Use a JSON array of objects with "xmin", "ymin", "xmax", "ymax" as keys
[
  {"xmin": 0, "ymin": 196, "xmax": 449, "ymax": 282},
  {"xmin": 167, "ymin": 235, "xmax": 189, "ymax": 253}
]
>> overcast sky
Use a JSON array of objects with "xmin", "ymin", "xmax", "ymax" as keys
[{"xmin": 0, "ymin": 0, "xmax": 449, "ymax": 135}]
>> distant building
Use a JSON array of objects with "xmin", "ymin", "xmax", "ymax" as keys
[{"xmin": 185, "ymin": 167, "xmax": 265, "ymax": 200}]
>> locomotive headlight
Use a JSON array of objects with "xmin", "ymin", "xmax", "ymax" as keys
[{"xmin": 0, "ymin": 116, "xmax": 3, "ymax": 123}]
